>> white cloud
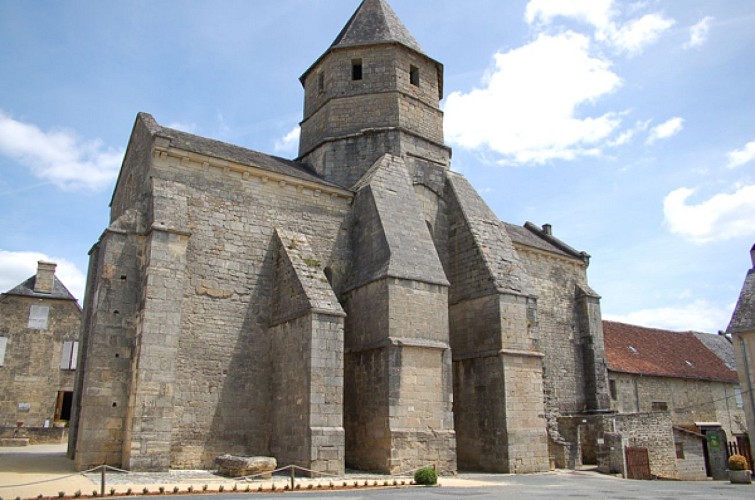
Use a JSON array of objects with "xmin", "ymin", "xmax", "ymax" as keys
[
  {"xmin": 684, "ymin": 16, "xmax": 714, "ymax": 49},
  {"xmin": 525, "ymin": 0, "xmax": 674, "ymax": 56},
  {"xmin": 274, "ymin": 125, "xmax": 300, "ymax": 154},
  {"xmin": 646, "ymin": 117, "xmax": 684, "ymax": 145},
  {"xmin": 663, "ymin": 185, "xmax": 755, "ymax": 243},
  {"xmin": 727, "ymin": 140, "xmax": 755, "ymax": 169},
  {"xmin": 444, "ymin": 32, "xmax": 622, "ymax": 164},
  {"xmin": 607, "ymin": 14, "xmax": 675, "ymax": 55},
  {"xmin": 0, "ymin": 110, "xmax": 122, "ymax": 191},
  {"xmin": 605, "ymin": 299, "xmax": 731, "ymax": 332},
  {"xmin": 0, "ymin": 250, "xmax": 86, "ymax": 303},
  {"xmin": 525, "ymin": 0, "xmax": 614, "ymax": 30}
]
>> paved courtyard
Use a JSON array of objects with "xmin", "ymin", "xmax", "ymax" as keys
[{"xmin": 1, "ymin": 445, "xmax": 752, "ymax": 499}]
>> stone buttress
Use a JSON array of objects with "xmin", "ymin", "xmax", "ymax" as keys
[
  {"xmin": 342, "ymin": 154, "xmax": 456, "ymax": 473},
  {"xmin": 446, "ymin": 173, "xmax": 549, "ymax": 473},
  {"xmin": 269, "ymin": 229, "xmax": 346, "ymax": 475}
]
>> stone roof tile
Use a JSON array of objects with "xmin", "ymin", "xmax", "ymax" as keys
[
  {"xmin": 139, "ymin": 113, "xmax": 344, "ymax": 190},
  {"xmin": 727, "ymin": 266, "xmax": 755, "ymax": 335},
  {"xmin": 3, "ymin": 276, "xmax": 78, "ymax": 302},
  {"xmin": 331, "ymin": 0, "xmax": 423, "ymax": 53}
]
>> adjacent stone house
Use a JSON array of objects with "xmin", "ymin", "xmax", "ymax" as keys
[
  {"xmin": 727, "ymin": 245, "xmax": 755, "ymax": 456},
  {"xmin": 602, "ymin": 320, "xmax": 748, "ymax": 479},
  {"xmin": 604, "ymin": 320, "xmax": 746, "ymax": 440},
  {"xmin": 0, "ymin": 261, "xmax": 81, "ymax": 442},
  {"xmin": 69, "ymin": 0, "xmax": 611, "ymax": 474}
]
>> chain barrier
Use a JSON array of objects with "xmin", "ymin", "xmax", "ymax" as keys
[{"xmin": 1, "ymin": 461, "xmax": 437, "ymax": 496}]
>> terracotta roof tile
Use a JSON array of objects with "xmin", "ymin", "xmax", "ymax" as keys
[{"xmin": 603, "ymin": 321, "xmax": 738, "ymax": 384}]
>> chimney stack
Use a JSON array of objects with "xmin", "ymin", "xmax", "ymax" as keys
[
  {"xmin": 542, "ymin": 223, "xmax": 552, "ymax": 236},
  {"xmin": 750, "ymin": 244, "xmax": 755, "ymax": 269},
  {"xmin": 34, "ymin": 261, "xmax": 56, "ymax": 294}
]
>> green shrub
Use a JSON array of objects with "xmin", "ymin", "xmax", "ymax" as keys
[
  {"xmin": 728, "ymin": 454, "xmax": 749, "ymax": 471},
  {"xmin": 414, "ymin": 466, "xmax": 438, "ymax": 486}
]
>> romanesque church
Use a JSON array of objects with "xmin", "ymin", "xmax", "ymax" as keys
[{"xmin": 70, "ymin": 0, "xmax": 610, "ymax": 474}]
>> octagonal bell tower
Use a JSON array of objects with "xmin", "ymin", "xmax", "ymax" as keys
[{"xmin": 298, "ymin": 0, "xmax": 451, "ymax": 188}]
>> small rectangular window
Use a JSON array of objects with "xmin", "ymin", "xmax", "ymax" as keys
[
  {"xmin": 28, "ymin": 305, "xmax": 50, "ymax": 330},
  {"xmin": 60, "ymin": 340, "xmax": 79, "ymax": 370},
  {"xmin": 651, "ymin": 401, "xmax": 668, "ymax": 411},
  {"xmin": 352, "ymin": 59, "xmax": 363, "ymax": 81},
  {"xmin": 735, "ymin": 387, "xmax": 744, "ymax": 408},
  {"xmin": 0, "ymin": 336, "xmax": 7, "ymax": 366},
  {"xmin": 318, "ymin": 72, "xmax": 325, "ymax": 93},
  {"xmin": 675, "ymin": 442, "xmax": 684, "ymax": 459},
  {"xmin": 410, "ymin": 65, "xmax": 420, "ymax": 86}
]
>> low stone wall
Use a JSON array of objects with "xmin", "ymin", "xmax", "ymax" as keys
[
  {"xmin": 594, "ymin": 412, "xmax": 678, "ymax": 479},
  {"xmin": 0, "ymin": 426, "xmax": 69, "ymax": 444}
]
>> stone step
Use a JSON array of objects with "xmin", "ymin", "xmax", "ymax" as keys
[{"xmin": 0, "ymin": 437, "xmax": 30, "ymax": 447}]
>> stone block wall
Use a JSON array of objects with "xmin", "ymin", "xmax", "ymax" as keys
[
  {"xmin": 73, "ymin": 131, "xmax": 354, "ymax": 471},
  {"xmin": 71, "ymin": 230, "xmax": 142, "ymax": 469},
  {"xmin": 674, "ymin": 429, "xmax": 706, "ymax": 481},
  {"xmin": 0, "ymin": 295, "xmax": 80, "ymax": 427},
  {"xmin": 598, "ymin": 412, "xmax": 679, "ymax": 479},
  {"xmin": 514, "ymin": 247, "xmax": 607, "ymax": 416},
  {"xmin": 609, "ymin": 372, "xmax": 746, "ymax": 439}
]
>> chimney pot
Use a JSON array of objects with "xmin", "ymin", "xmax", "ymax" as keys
[
  {"xmin": 750, "ymin": 244, "xmax": 755, "ymax": 268},
  {"xmin": 542, "ymin": 224, "xmax": 552, "ymax": 236},
  {"xmin": 33, "ymin": 261, "xmax": 56, "ymax": 294}
]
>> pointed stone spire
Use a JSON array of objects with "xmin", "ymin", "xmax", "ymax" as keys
[{"xmin": 330, "ymin": 0, "xmax": 424, "ymax": 53}]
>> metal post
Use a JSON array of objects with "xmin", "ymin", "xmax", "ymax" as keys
[
  {"xmin": 100, "ymin": 465, "xmax": 106, "ymax": 497},
  {"xmin": 290, "ymin": 466, "xmax": 295, "ymax": 490}
]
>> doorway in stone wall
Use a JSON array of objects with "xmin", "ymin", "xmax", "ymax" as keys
[{"xmin": 54, "ymin": 391, "xmax": 73, "ymax": 422}]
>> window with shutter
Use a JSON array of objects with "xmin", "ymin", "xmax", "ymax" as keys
[
  {"xmin": 0, "ymin": 337, "xmax": 7, "ymax": 366},
  {"xmin": 60, "ymin": 340, "xmax": 79, "ymax": 370},
  {"xmin": 28, "ymin": 305, "xmax": 50, "ymax": 329}
]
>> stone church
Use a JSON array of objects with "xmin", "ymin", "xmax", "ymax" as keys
[{"xmin": 70, "ymin": 0, "xmax": 610, "ymax": 474}]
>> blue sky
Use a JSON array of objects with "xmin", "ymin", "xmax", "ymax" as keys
[{"xmin": 1, "ymin": 0, "xmax": 753, "ymax": 333}]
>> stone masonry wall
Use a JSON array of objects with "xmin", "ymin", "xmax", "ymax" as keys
[
  {"xmin": 598, "ymin": 412, "xmax": 679, "ymax": 479},
  {"xmin": 0, "ymin": 295, "xmax": 80, "ymax": 427},
  {"xmin": 269, "ymin": 230, "xmax": 345, "ymax": 475},
  {"xmin": 445, "ymin": 171, "xmax": 547, "ymax": 473},
  {"xmin": 158, "ymin": 152, "xmax": 352, "ymax": 469},
  {"xmin": 300, "ymin": 44, "xmax": 447, "ymax": 188},
  {"xmin": 75, "ymin": 139, "xmax": 353, "ymax": 471},
  {"xmin": 72, "ymin": 229, "xmax": 142, "ymax": 469},
  {"xmin": 514, "ymin": 248, "xmax": 594, "ymax": 415},
  {"xmin": 674, "ymin": 430, "xmax": 706, "ymax": 481},
  {"xmin": 609, "ymin": 372, "xmax": 747, "ymax": 439}
]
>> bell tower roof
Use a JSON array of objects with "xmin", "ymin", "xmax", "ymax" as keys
[{"xmin": 330, "ymin": 0, "xmax": 424, "ymax": 53}]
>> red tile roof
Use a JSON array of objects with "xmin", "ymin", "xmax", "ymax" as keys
[{"xmin": 603, "ymin": 321, "xmax": 739, "ymax": 383}]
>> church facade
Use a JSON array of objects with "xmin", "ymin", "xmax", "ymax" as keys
[{"xmin": 69, "ymin": 0, "xmax": 610, "ymax": 474}]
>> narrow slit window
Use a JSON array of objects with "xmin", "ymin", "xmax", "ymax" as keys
[
  {"xmin": 410, "ymin": 65, "xmax": 420, "ymax": 86},
  {"xmin": 318, "ymin": 72, "xmax": 325, "ymax": 93},
  {"xmin": 352, "ymin": 59, "xmax": 363, "ymax": 81}
]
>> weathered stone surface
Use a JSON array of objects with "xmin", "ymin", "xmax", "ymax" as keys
[
  {"xmin": 70, "ymin": 0, "xmax": 625, "ymax": 478},
  {"xmin": 0, "ymin": 262, "xmax": 81, "ymax": 429},
  {"xmin": 215, "ymin": 454, "xmax": 277, "ymax": 478}
]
